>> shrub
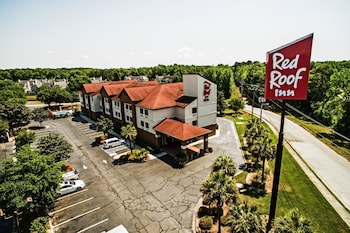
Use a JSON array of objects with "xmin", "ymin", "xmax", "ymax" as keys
[
  {"xmin": 174, "ymin": 151, "xmax": 188, "ymax": 167},
  {"xmin": 127, "ymin": 148, "xmax": 149, "ymax": 162},
  {"xmin": 30, "ymin": 216, "xmax": 48, "ymax": 233},
  {"xmin": 199, "ymin": 216, "xmax": 213, "ymax": 231},
  {"xmin": 198, "ymin": 206, "xmax": 211, "ymax": 218}
]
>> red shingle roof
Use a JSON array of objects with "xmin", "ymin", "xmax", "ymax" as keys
[
  {"xmin": 137, "ymin": 83, "xmax": 183, "ymax": 109},
  {"xmin": 124, "ymin": 86, "xmax": 157, "ymax": 101},
  {"xmin": 154, "ymin": 119, "xmax": 211, "ymax": 141}
]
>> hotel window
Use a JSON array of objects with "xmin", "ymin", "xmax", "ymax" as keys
[
  {"xmin": 192, "ymin": 120, "xmax": 197, "ymax": 126},
  {"xmin": 141, "ymin": 121, "xmax": 144, "ymax": 127},
  {"xmin": 140, "ymin": 108, "xmax": 143, "ymax": 114},
  {"xmin": 145, "ymin": 109, "xmax": 148, "ymax": 116},
  {"xmin": 145, "ymin": 123, "xmax": 149, "ymax": 129},
  {"xmin": 192, "ymin": 107, "xmax": 197, "ymax": 114}
]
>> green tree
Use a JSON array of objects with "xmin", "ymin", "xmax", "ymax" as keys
[
  {"xmin": 272, "ymin": 209, "xmax": 314, "ymax": 233},
  {"xmin": 0, "ymin": 79, "xmax": 26, "ymax": 104},
  {"xmin": 37, "ymin": 133, "xmax": 73, "ymax": 161},
  {"xmin": 0, "ymin": 103, "xmax": 31, "ymax": 135},
  {"xmin": 212, "ymin": 154, "xmax": 236, "ymax": 177},
  {"xmin": 228, "ymin": 202, "xmax": 264, "ymax": 233},
  {"xmin": 15, "ymin": 129, "xmax": 35, "ymax": 149},
  {"xmin": 36, "ymin": 86, "xmax": 53, "ymax": 106},
  {"xmin": 217, "ymin": 91, "xmax": 226, "ymax": 115},
  {"xmin": 31, "ymin": 108, "xmax": 49, "ymax": 127},
  {"xmin": 229, "ymin": 98, "xmax": 245, "ymax": 113},
  {"xmin": 0, "ymin": 119, "xmax": 9, "ymax": 131},
  {"xmin": 96, "ymin": 115, "xmax": 114, "ymax": 137},
  {"xmin": 0, "ymin": 145, "xmax": 62, "ymax": 215},
  {"xmin": 121, "ymin": 124, "xmax": 137, "ymax": 151},
  {"xmin": 200, "ymin": 171, "xmax": 237, "ymax": 233},
  {"xmin": 30, "ymin": 216, "xmax": 48, "ymax": 233}
]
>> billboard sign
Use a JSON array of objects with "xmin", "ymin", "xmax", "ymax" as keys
[{"xmin": 264, "ymin": 33, "xmax": 313, "ymax": 100}]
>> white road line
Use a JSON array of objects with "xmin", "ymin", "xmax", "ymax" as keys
[
  {"xmin": 50, "ymin": 197, "xmax": 94, "ymax": 214},
  {"xmin": 76, "ymin": 218, "xmax": 109, "ymax": 233},
  {"xmin": 53, "ymin": 207, "xmax": 101, "ymax": 228},
  {"xmin": 56, "ymin": 189, "xmax": 88, "ymax": 201}
]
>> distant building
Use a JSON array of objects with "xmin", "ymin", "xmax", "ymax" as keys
[
  {"xmin": 155, "ymin": 75, "xmax": 173, "ymax": 83},
  {"xmin": 124, "ymin": 75, "xmax": 149, "ymax": 82},
  {"xmin": 18, "ymin": 78, "xmax": 68, "ymax": 94},
  {"xmin": 80, "ymin": 75, "xmax": 217, "ymax": 154}
]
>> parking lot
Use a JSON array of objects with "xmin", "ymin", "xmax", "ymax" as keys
[{"xmin": 35, "ymin": 116, "xmax": 244, "ymax": 233}]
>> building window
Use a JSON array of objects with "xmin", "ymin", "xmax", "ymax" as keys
[
  {"xmin": 141, "ymin": 121, "xmax": 144, "ymax": 127},
  {"xmin": 140, "ymin": 108, "xmax": 143, "ymax": 114},
  {"xmin": 192, "ymin": 107, "xmax": 197, "ymax": 114},
  {"xmin": 192, "ymin": 120, "xmax": 197, "ymax": 126},
  {"xmin": 145, "ymin": 109, "xmax": 148, "ymax": 116},
  {"xmin": 126, "ymin": 116, "xmax": 129, "ymax": 121},
  {"xmin": 145, "ymin": 123, "xmax": 149, "ymax": 129}
]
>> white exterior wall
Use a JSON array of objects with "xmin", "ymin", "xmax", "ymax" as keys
[
  {"xmin": 184, "ymin": 101, "xmax": 199, "ymax": 125},
  {"xmin": 183, "ymin": 75, "xmax": 217, "ymax": 127},
  {"xmin": 112, "ymin": 100, "xmax": 122, "ymax": 120},
  {"xmin": 90, "ymin": 95, "xmax": 102, "ymax": 113},
  {"xmin": 137, "ymin": 107, "xmax": 175, "ymax": 134},
  {"xmin": 79, "ymin": 92, "xmax": 84, "ymax": 106},
  {"xmin": 104, "ymin": 97, "xmax": 110, "ymax": 115},
  {"xmin": 124, "ymin": 103, "xmax": 133, "ymax": 124},
  {"xmin": 85, "ymin": 95, "xmax": 89, "ymax": 109}
]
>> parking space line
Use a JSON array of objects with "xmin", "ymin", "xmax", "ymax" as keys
[
  {"xmin": 50, "ymin": 197, "xmax": 94, "ymax": 214},
  {"xmin": 56, "ymin": 189, "xmax": 88, "ymax": 201},
  {"xmin": 53, "ymin": 207, "xmax": 101, "ymax": 228},
  {"xmin": 76, "ymin": 218, "xmax": 109, "ymax": 233}
]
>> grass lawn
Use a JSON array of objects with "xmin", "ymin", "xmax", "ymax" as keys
[{"xmin": 228, "ymin": 111, "xmax": 349, "ymax": 233}]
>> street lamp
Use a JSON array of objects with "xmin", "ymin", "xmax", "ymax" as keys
[{"xmin": 258, "ymin": 96, "xmax": 269, "ymax": 122}]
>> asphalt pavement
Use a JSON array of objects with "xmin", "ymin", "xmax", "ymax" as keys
[{"xmin": 246, "ymin": 105, "xmax": 350, "ymax": 227}]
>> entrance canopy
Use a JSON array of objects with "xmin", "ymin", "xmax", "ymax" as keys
[{"xmin": 154, "ymin": 118, "xmax": 211, "ymax": 141}]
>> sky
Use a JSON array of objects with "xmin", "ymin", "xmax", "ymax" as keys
[{"xmin": 0, "ymin": 0, "xmax": 349, "ymax": 69}]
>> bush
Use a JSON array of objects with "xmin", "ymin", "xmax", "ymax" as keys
[
  {"xmin": 220, "ymin": 213, "xmax": 231, "ymax": 226},
  {"xmin": 199, "ymin": 216, "xmax": 213, "ymax": 231},
  {"xmin": 30, "ymin": 216, "xmax": 48, "ymax": 233},
  {"xmin": 127, "ymin": 148, "xmax": 149, "ymax": 162},
  {"xmin": 198, "ymin": 206, "xmax": 211, "ymax": 218},
  {"xmin": 174, "ymin": 151, "xmax": 188, "ymax": 167}
]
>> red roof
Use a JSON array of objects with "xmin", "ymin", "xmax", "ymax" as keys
[
  {"xmin": 82, "ymin": 82, "xmax": 108, "ymax": 94},
  {"xmin": 137, "ymin": 83, "xmax": 183, "ymax": 109},
  {"xmin": 124, "ymin": 86, "xmax": 157, "ymax": 101},
  {"xmin": 154, "ymin": 119, "xmax": 211, "ymax": 141}
]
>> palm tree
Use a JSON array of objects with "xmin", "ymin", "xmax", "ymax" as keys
[
  {"xmin": 260, "ymin": 136, "xmax": 276, "ymax": 184},
  {"xmin": 121, "ymin": 124, "xmax": 137, "ymax": 151},
  {"xmin": 228, "ymin": 202, "xmax": 264, "ymax": 233},
  {"xmin": 272, "ymin": 209, "xmax": 314, "ymax": 233},
  {"xmin": 200, "ymin": 171, "xmax": 237, "ymax": 233},
  {"xmin": 212, "ymin": 154, "xmax": 236, "ymax": 177}
]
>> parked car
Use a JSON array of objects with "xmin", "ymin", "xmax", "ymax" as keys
[
  {"xmin": 103, "ymin": 137, "xmax": 125, "ymax": 149},
  {"xmin": 62, "ymin": 169, "xmax": 79, "ymax": 181},
  {"xmin": 57, "ymin": 180, "xmax": 85, "ymax": 196}
]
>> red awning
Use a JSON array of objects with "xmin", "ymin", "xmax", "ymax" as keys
[{"xmin": 154, "ymin": 119, "xmax": 211, "ymax": 141}]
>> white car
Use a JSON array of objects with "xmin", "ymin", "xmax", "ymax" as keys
[
  {"xmin": 57, "ymin": 180, "xmax": 85, "ymax": 196},
  {"xmin": 62, "ymin": 169, "xmax": 79, "ymax": 181},
  {"xmin": 103, "ymin": 137, "xmax": 125, "ymax": 149}
]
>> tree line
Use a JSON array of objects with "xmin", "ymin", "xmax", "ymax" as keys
[{"xmin": 1, "ymin": 60, "xmax": 349, "ymax": 136}]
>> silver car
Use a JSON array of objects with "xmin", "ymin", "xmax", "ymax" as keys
[{"xmin": 57, "ymin": 180, "xmax": 85, "ymax": 196}]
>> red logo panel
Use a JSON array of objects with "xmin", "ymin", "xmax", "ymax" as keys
[{"xmin": 264, "ymin": 34, "xmax": 313, "ymax": 100}]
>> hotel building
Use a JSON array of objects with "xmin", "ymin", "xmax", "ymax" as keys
[{"xmin": 79, "ymin": 74, "xmax": 217, "ymax": 154}]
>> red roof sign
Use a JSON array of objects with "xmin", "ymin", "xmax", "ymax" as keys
[{"xmin": 264, "ymin": 34, "xmax": 313, "ymax": 100}]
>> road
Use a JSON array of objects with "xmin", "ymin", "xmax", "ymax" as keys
[
  {"xmin": 36, "ymin": 116, "xmax": 244, "ymax": 233},
  {"xmin": 247, "ymin": 105, "xmax": 350, "ymax": 226}
]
